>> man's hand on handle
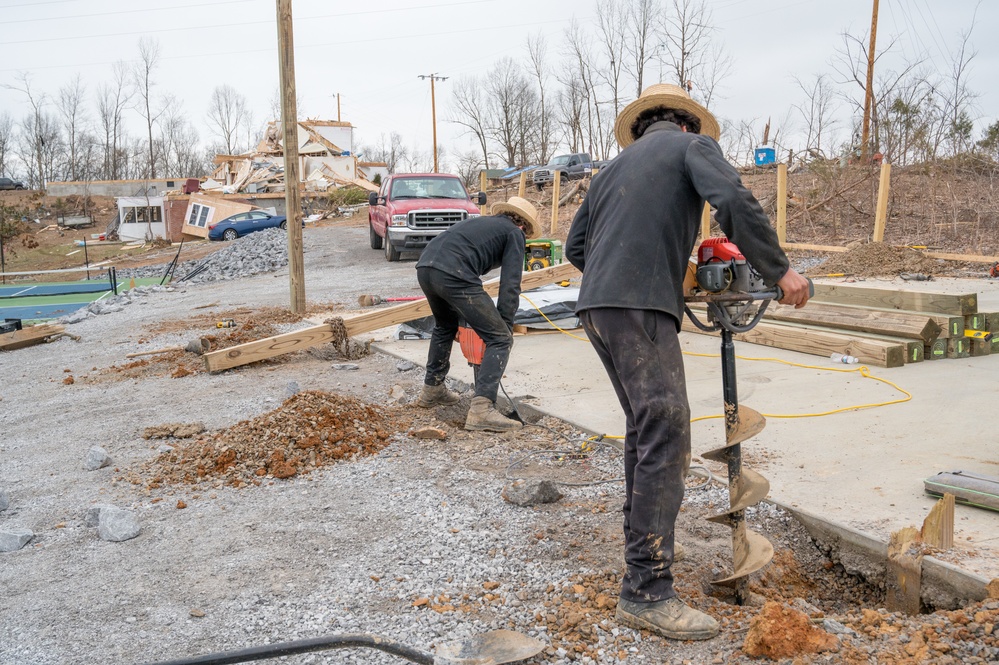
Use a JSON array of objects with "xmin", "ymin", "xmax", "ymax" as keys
[{"xmin": 776, "ymin": 269, "xmax": 810, "ymax": 309}]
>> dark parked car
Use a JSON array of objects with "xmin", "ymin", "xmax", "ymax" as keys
[
  {"xmin": 208, "ymin": 210, "xmax": 289, "ymax": 241},
  {"xmin": 0, "ymin": 177, "xmax": 25, "ymax": 190}
]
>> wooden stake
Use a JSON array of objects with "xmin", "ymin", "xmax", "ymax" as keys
[
  {"xmin": 920, "ymin": 493, "xmax": 954, "ymax": 550},
  {"xmin": 276, "ymin": 0, "xmax": 306, "ymax": 314},
  {"xmin": 886, "ymin": 525, "xmax": 921, "ymax": 616},
  {"xmin": 873, "ymin": 161, "xmax": 891, "ymax": 243},
  {"xmin": 776, "ymin": 163, "xmax": 787, "ymax": 245},
  {"xmin": 479, "ymin": 170, "xmax": 487, "ymax": 195},
  {"xmin": 550, "ymin": 175, "xmax": 561, "ymax": 236},
  {"xmin": 518, "ymin": 171, "xmax": 526, "ymax": 198},
  {"xmin": 700, "ymin": 202, "xmax": 711, "ymax": 241}
]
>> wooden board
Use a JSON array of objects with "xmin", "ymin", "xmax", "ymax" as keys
[
  {"xmin": 886, "ymin": 526, "xmax": 922, "ymax": 616},
  {"xmin": 921, "ymin": 494, "xmax": 955, "ymax": 550},
  {"xmin": 925, "ymin": 338, "xmax": 947, "ymax": 360},
  {"xmin": 969, "ymin": 338, "xmax": 991, "ymax": 357},
  {"xmin": 965, "ymin": 313, "xmax": 986, "ymax": 331},
  {"xmin": 764, "ymin": 301, "xmax": 941, "ymax": 343},
  {"xmin": 811, "ymin": 283, "xmax": 977, "ymax": 316},
  {"xmin": 947, "ymin": 338, "xmax": 969, "ymax": 359},
  {"xmin": 680, "ymin": 314, "xmax": 906, "ymax": 368},
  {"xmin": 204, "ymin": 263, "xmax": 581, "ymax": 372},
  {"xmin": 0, "ymin": 323, "xmax": 65, "ymax": 351}
]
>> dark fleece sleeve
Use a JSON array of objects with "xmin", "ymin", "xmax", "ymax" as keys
[
  {"xmin": 496, "ymin": 228, "xmax": 525, "ymax": 327},
  {"xmin": 685, "ymin": 137, "xmax": 790, "ymax": 286}
]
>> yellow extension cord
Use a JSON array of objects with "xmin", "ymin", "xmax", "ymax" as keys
[{"xmin": 517, "ymin": 292, "xmax": 913, "ymax": 447}]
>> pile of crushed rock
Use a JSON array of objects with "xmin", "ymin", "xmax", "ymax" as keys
[{"xmin": 118, "ymin": 228, "xmax": 290, "ymax": 284}]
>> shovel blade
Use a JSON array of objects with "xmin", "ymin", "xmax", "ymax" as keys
[{"xmin": 434, "ymin": 630, "xmax": 545, "ymax": 665}]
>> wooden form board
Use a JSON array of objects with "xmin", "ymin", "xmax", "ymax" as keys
[
  {"xmin": 765, "ymin": 301, "xmax": 941, "ymax": 343},
  {"xmin": 204, "ymin": 263, "xmax": 581, "ymax": 372},
  {"xmin": 0, "ymin": 323, "xmax": 65, "ymax": 351},
  {"xmin": 811, "ymin": 283, "xmax": 977, "ymax": 316},
  {"xmin": 681, "ymin": 314, "xmax": 905, "ymax": 367}
]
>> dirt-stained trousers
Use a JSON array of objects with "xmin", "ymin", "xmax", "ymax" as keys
[
  {"xmin": 579, "ymin": 308, "xmax": 691, "ymax": 603},
  {"xmin": 417, "ymin": 266, "xmax": 513, "ymax": 403}
]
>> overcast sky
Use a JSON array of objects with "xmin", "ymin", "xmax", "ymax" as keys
[{"xmin": 0, "ymin": 0, "xmax": 995, "ymax": 170}]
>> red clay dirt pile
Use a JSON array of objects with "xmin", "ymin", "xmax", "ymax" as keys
[{"xmin": 742, "ymin": 600, "xmax": 841, "ymax": 659}]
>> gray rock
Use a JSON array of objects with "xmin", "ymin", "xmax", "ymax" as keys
[
  {"xmin": 823, "ymin": 619, "xmax": 857, "ymax": 636},
  {"xmin": 332, "ymin": 364, "xmax": 360, "ymax": 371},
  {"xmin": 501, "ymin": 479, "xmax": 564, "ymax": 507},
  {"xmin": 0, "ymin": 491, "xmax": 9, "ymax": 512},
  {"xmin": 0, "ymin": 528, "xmax": 34, "ymax": 552},
  {"xmin": 85, "ymin": 504, "xmax": 114, "ymax": 527},
  {"xmin": 98, "ymin": 507, "xmax": 141, "ymax": 542},
  {"xmin": 285, "ymin": 381, "xmax": 300, "ymax": 398},
  {"xmin": 396, "ymin": 360, "xmax": 417, "ymax": 372},
  {"xmin": 83, "ymin": 446, "xmax": 111, "ymax": 471}
]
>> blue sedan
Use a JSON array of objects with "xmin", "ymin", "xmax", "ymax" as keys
[{"xmin": 208, "ymin": 211, "xmax": 289, "ymax": 241}]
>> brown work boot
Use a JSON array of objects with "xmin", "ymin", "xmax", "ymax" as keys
[
  {"xmin": 417, "ymin": 384, "xmax": 461, "ymax": 408},
  {"xmin": 615, "ymin": 596, "xmax": 719, "ymax": 641},
  {"xmin": 464, "ymin": 396, "xmax": 522, "ymax": 432}
]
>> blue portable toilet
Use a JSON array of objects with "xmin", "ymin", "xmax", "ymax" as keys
[{"xmin": 754, "ymin": 146, "xmax": 776, "ymax": 166}]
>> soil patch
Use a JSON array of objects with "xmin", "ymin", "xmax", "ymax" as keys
[
  {"xmin": 804, "ymin": 242, "xmax": 941, "ymax": 278},
  {"xmin": 124, "ymin": 390, "xmax": 410, "ymax": 489}
]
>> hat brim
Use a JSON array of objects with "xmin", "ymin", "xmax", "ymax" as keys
[
  {"xmin": 492, "ymin": 202, "xmax": 541, "ymax": 240},
  {"xmin": 614, "ymin": 93, "xmax": 720, "ymax": 147}
]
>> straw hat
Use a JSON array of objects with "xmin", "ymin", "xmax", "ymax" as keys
[
  {"xmin": 613, "ymin": 83, "xmax": 720, "ymax": 148},
  {"xmin": 491, "ymin": 197, "xmax": 541, "ymax": 239}
]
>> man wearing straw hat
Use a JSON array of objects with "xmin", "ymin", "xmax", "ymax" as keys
[
  {"xmin": 565, "ymin": 84, "xmax": 810, "ymax": 640},
  {"xmin": 415, "ymin": 196, "xmax": 542, "ymax": 432}
]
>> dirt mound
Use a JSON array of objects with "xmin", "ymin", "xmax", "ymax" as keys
[
  {"xmin": 742, "ymin": 600, "xmax": 840, "ymax": 659},
  {"xmin": 805, "ymin": 242, "xmax": 940, "ymax": 277},
  {"xmin": 126, "ymin": 390, "xmax": 410, "ymax": 489}
]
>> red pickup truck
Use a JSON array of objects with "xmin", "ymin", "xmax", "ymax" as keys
[{"xmin": 367, "ymin": 173, "xmax": 487, "ymax": 261}]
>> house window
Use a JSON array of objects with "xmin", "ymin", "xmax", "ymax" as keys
[
  {"xmin": 166, "ymin": 181, "xmax": 175, "ymax": 187},
  {"xmin": 122, "ymin": 206, "xmax": 162, "ymax": 224},
  {"xmin": 188, "ymin": 203, "xmax": 213, "ymax": 228}
]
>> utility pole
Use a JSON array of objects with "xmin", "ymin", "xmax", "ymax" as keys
[
  {"xmin": 418, "ymin": 73, "xmax": 447, "ymax": 173},
  {"xmin": 336, "ymin": 93, "xmax": 341, "ymax": 122},
  {"xmin": 276, "ymin": 0, "xmax": 305, "ymax": 314},
  {"xmin": 860, "ymin": 0, "xmax": 879, "ymax": 163}
]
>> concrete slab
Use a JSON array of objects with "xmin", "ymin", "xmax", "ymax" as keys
[{"xmin": 370, "ymin": 277, "xmax": 999, "ymax": 581}]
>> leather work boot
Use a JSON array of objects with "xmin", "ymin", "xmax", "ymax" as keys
[
  {"xmin": 615, "ymin": 596, "xmax": 719, "ymax": 641},
  {"xmin": 464, "ymin": 396, "xmax": 523, "ymax": 432},
  {"xmin": 417, "ymin": 384, "xmax": 461, "ymax": 408}
]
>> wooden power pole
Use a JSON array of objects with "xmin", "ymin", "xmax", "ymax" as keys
[
  {"xmin": 276, "ymin": 0, "xmax": 306, "ymax": 314},
  {"xmin": 419, "ymin": 73, "xmax": 447, "ymax": 173},
  {"xmin": 861, "ymin": 0, "xmax": 880, "ymax": 163}
]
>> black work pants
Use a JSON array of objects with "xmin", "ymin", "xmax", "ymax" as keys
[
  {"xmin": 579, "ymin": 308, "xmax": 690, "ymax": 603},
  {"xmin": 417, "ymin": 267, "xmax": 513, "ymax": 403}
]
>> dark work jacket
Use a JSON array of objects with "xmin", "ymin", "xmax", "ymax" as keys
[
  {"xmin": 416, "ymin": 214, "xmax": 526, "ymax": 326},
  {"xmin": 565, "ymin": 121, "xmax": 790, "ymax": 328}
]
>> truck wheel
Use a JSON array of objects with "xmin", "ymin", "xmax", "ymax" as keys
[
  {"xmin": 559, "ymin": 172, "xmax": 568, "ymax": 184},
  {"xmin": 536, "ymin": 183, "xmax": 544, "ymax": 192},
  {"xmin": 384, "ymin": 239, "xmax": 401, "ymax": 262},
  {"xmin": 369, "ymin": 222, "xmax": 383, "ymax": 250}
]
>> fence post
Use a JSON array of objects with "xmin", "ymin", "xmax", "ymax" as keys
[
  {"xmin": 873, "ymin": 161, "xmax": 891, "ymax": 243},
  {"xmin": 518, "ymin": 171, "xmax": 526, "ymax": 198},
  {"xmin": 700, "ymin": 203, "xmax": 711, "ymax": 241},
  {"xmin": 550, "ymin": 176, "xmax": 561, "ymax": 236},
  {"xmin": 776, "ymin": 163, "xmax": 788, "ymax": 246},
  {"xmin": 479, "ymin": 170, "xmax": 487, "ymax": 196}
]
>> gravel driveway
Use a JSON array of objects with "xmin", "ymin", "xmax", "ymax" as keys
[{"xmin": 2, "ymin": 221, "xmax": 997, "ymax": 665}]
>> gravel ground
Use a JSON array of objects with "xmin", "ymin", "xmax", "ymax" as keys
[{"xmin": 2, "ymin": 223, "xmax": 997, "ymax": 665}]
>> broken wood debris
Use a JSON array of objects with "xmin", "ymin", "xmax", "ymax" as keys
[{"xmin": 0, "ymin": 323, "xmax": 66, "ymax": 352}]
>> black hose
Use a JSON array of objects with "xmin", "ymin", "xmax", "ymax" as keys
[{"xmin": 142, "ymin": 633, "xmax": 434, "ymax": 665}]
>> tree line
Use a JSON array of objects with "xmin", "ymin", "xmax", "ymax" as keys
[{"xmin": 2, "ymin": 0, "xmax": 997, "ymax": 190}]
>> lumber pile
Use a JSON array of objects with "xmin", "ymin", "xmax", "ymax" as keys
[
  {"xmin": 682, "ymin": 282, "xmax": 997, "ymax": 368},
  {"xmin": 0, "ymin": 323, "xmax": 66, "ymax": 352}
]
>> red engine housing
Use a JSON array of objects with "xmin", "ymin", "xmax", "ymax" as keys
[{"xmin": 697, "ymin": 237, "xmax": 745, "ymax": 264}]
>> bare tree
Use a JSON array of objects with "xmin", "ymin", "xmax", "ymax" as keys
[
  {"xmin": 207, "ymin": 84, "xmax": 249, "ymax": 156},
  {"xmin": 132, "ymin": 37, "xmax": 167, "ymax": 178},
  {"xmin": 96, "ymin": 61, "xmax": 133, "ymax": 180},
  {"xmin": 562, "ymin": 20, "xmax": 604, "ymax": 158},
  {"xmin": 485, "ymin": 57, "xmax": 534, "ymax": 167},
  {"xmin": 57, "ymin": 75, "xmax": 87, "ymax": 181},
  {"xmin": 157, "ymin": 105, "xmax": 206, "ymax": 177},
  {"xmin": 0, "ymin": 112, "xmax": 13, "ymax": 178},
  {"xmin": 624, "ymin": 0, "xmax": 660, "ymax": 96},
  {"xmin": 449, "ymin": 76, "xmax": 491, "ymax": 169},
  {"xmin": 526, "ymin": 33, "xmax": 557, "ymax": 164},
  {"xmin": 361, "ymin": 132, "xmax": 408, "ymax": 173},
  {"xmin": 3, "ymin": 72, "xmax": 48, "ymax": 189},
  {"xmin": 938, "ymin": 26, "xmax": 979, "ymax": 157},
  {"xmin": 793, "ymin": 74, "xmax": 838, "ymax": 158},
  {"xmin": 659, "ymin": 0, "xmax": 711, "ymax": 90},
  {"xmin": 596, "ymin": 0, "xmax": 627, "ymax": 118}
]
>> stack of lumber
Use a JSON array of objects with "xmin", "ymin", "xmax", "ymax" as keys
[
  {"xmin": 681, "ymin": 283, "xmax": 996, "ymax": 368},
  {"xmin": 0, "ymin": 323, "xmax": 65, "ymax": 352}
]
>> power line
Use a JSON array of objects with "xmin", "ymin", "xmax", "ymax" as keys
[
  {"xmin": 0, "ymin": 0, "xmax": 502, "ymax": 44},
  {"xmin": 3, "ymin": 0, "xmax": 255, "ymax": 24}
]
